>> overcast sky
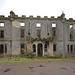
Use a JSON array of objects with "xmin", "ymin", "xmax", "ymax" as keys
[{"xmin": 0, "ymin": 0, "xmax": 75, "ymax": 19}]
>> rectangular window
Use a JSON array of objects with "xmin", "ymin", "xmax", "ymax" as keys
[
  {"xmin": 52, "ymin": 23, "xmax": 56, "ymax": 37},
  {"xmin": 70, "ymin": 25, "xmax": 73, "ymax": 29},
  {"xmin": 0, "ymin": 44, "xmax": 4, "ymax": 54},
  {"xmin": 53, "ymin": 44, "xmax": 56, "ymax": 52},
  {"xmin": 0, "ymin": 23, "xmax": 4, "ymax": 27},
  {"xmin": 67, "ymin": 45, "xmax": 69, "ymax": 53},
  {"xmin": 70, "ymin": 31, "xmax": 73, "ymax": 40},
  {"xmin": 37, "ymin": 30, "xmax": 41, "ymax": 38},
  {"xmin": 21, "ymin": 29, "xmax": 24, "ymax": 38},
  {"xmin": 52, "ymin": 28, "xmax": 56, "ymax": 37},
  {"xmin": 70, "ymin": 45, "xmax": 73, "ymax": 53},
  {"xmin": 36, "ymin": 23, "xmax": 41, "ymax": 28},
  {"xmin": 20, "ymin": 23, "xmax": 25, "ymax": 26},
  {"xmin": 0, "ymin": 30, "xmax": 4, "ymax": 38},
  {"xmin": 21, "ymin": 44, "xmax": 25, "ymax": 54},
  {"xmin": 52, "ymin": 23, "xmax": 56, "ymax": 27}
]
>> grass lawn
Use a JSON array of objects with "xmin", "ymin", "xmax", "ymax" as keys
[{"xmin": 0, "ymin": 58, "xmax": 75, "ymax": 64}]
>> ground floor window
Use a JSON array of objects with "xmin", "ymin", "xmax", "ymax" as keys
[
  {"xmin": 53, "ymin": 44, "xmax": 56, "ymax": 52},
  {"xmin": 0, "ymin": 44, "xmax": 7, "ymax": 54},
  {"xmin": 70, "ymin": 45, "xmax": 73, "ymax": 53},
  {"xmin": 0, "ymin": 44, "xmax": 4, "ymax": 54},
  {"xmin": 67, "ymin": 44, "xmax": 74, "ymax": 53},
  {"xmin": 21, "ymin": 44, "xmax": 25, "ymax": 54},
  {"xmin": 44, "ymin": 44, "xmax": 47, "ymax": 52},
  {"xmin": 33, "ymin": 44, "xmax": 36, "ymax": 52},
  {"xmin": 67, "ymin": 45, "xmax": 69, "ymax": 53}
]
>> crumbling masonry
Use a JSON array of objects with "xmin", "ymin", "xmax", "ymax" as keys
[{"xmin": 0, "ymin": 11, "xmax": 75, "ymax": 57}]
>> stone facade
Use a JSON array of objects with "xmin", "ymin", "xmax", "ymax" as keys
[{"xmin": 0, "ymin": 11, "xmax": 75, "ymax": 57}]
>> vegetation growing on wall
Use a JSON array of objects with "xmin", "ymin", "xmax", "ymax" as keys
[{"xmin": 26, "ymin": 36, "xmax": 55, "ymax": 43}]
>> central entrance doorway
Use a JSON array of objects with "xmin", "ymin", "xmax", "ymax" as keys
[{"xmin": 38, "ymin": 43, "xmax": 43, "ymax": 57}]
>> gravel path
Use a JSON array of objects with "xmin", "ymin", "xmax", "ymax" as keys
[{"xmin": 0, "ymin": 61, "xmax": 75, "ymax": 75}]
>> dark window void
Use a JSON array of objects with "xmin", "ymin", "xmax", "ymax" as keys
[
  {"xmin": 0, "ymin": 30, "xmax": 4, "ymax": 38},
  {"xmin": 70, "ymin": 31, "xmax": 73, "ymax": 40},
  {"xmin": 21, "ymin": 44, "xmax": 25, "ymax": 54},
  {"xmin": 37, "ymin": 30, "xmax": 41, "ymax": 38},
  {"xmin": 33, "ymin": 44, "xmax": 36, "ymax": 52},
  {"xmin": 67, "ymin": 45, "xmax": 69, "ymax": 53},
  {"xmin": 21, "ymin": 29, "xmax": 24, "ymax": 38},
  {"xmin": 44, "ymin": 44, "xmax": 47, "ymax": 52},
  {"xmin": 70, "ymin": 45, "xmax": 73, "ymax": 53},
  {"xmin": 0, "ymin": 44, "xmax": 4, "ymax": 54},
  {"xmin": 0, "ymin": 44, "xmax": 7, "ymax": 54},
  {"xmin": 52, "ymin": 27, "xmax": 56, "ymax": 37},
  {"xmin": 53, "ymin": 44, "xmax": 56, "ymax": 52}
]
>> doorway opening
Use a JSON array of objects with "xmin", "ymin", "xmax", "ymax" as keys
[{"xmin": 38, "ymin": 43, "xmax": 43, "ymax": 57}]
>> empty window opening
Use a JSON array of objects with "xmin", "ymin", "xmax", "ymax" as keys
[
  {"xmin": 0, "ymin": 30, "xmax": 4, "ymax": 38},
  {"xmin": 70, "ymin": 45, "xmax": 73, "ymax": 53},
  {"xmin": 53, "ymin": 31, "xmax": 56, "ymax": 36},
  {"xmin": 0, "ymin": 44, "xmax": 4, "ymax": 54},
  {"xmin": 70, "ymin": 25, "xmax": 73, "ymax": 29},
  {"xmin": 37, "ymin": 30, "xmax": 41, "ymax": 38},
  {"xmin": 36, "ymin": 23, "xmax": 41, "ymax": 27},
  {"xmin": 21, "ymin": 44, "xmax": 25, "ymax": 54},
  {"xmin": 21, "ymin": 29, "xmax": 24, "ymax": 38},
  {"xmin": 52, "ymin": 23, "xmax": 56, "ymax": 27},
  {"xmin": 52, "ymin": 27, "xmax": 56, "ymax": 37},
  {"xmin": 33, "ymin": 44, "xmax": 36, "ymax": 52},
  {"xmin": 70, "ymin": 31, "xmax": 73, "ymax": 40},
  {"xmin": 53, "ymin": 44, "xmax": 56, "ymax": 52},
  {"xmin": 44, "ymin": 44, "xmax": 47, "ymax": 52},
  {"xmin": 47, "ymin": 33, "xmax": 49, "ymax": 35},
  {"xmin": 20, "ymin": 23, "xmax": 25, "ymax": 26},
  {"xmin": 67, "ymin": 45, "xmax": 69, "ymax": 53},
  {"xmin": 0, "ymin": 23, "xmax": 4, "ymax": 27}
]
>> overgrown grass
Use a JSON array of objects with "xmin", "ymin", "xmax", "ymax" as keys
[{"xmin": 0, "ymin": 58, "xmax": 75, "ymax": 64}]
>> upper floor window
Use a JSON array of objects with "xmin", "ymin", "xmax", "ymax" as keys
[
  {"xmin": 21, "ymin": 29, "xmax": 24, "ymax": 38},
  {"xmin": 0, "ymin": 30, "xmax": 4, "ymax": 38},
  {"xmin": 70, "ymin": 25, "xmax": 73, "ymax": 29},
  {"xmin": 52, "ymin": 23, "xmax": 56, "ymax": 37},
  {"xmin": 36, "ymin": 23, "xmax": 41, "ymax": 28},
  {"xmin": 20, "ymin": 23, "xmax": 25, "ymax": 27},
  {"xmin": 0, "ymin": 23, "xmax": 4, "ymax": 27},
  {"xmin": 20, "ymin": 44, "xmax": 25, "ymax": 54},
  {"xmin": 37, "ymin": 29, "xmax": 41, "ymax": 38},
  {"xmin": 52, "ymin": 23, "xmax": 56, "ymax": 27}
]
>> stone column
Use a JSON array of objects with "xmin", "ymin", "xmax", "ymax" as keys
[
  {"xmin": 43, "ymin": 44, "xmax": 44, "ymax": 57},
  {"xmin": 36, "ymin": 44, "xmax": 38, "ymax": 57}
]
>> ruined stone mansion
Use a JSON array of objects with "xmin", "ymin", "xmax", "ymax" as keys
[{"xmin": 0, "ymin": 11, "xmax": 75, "ymax": 57}]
